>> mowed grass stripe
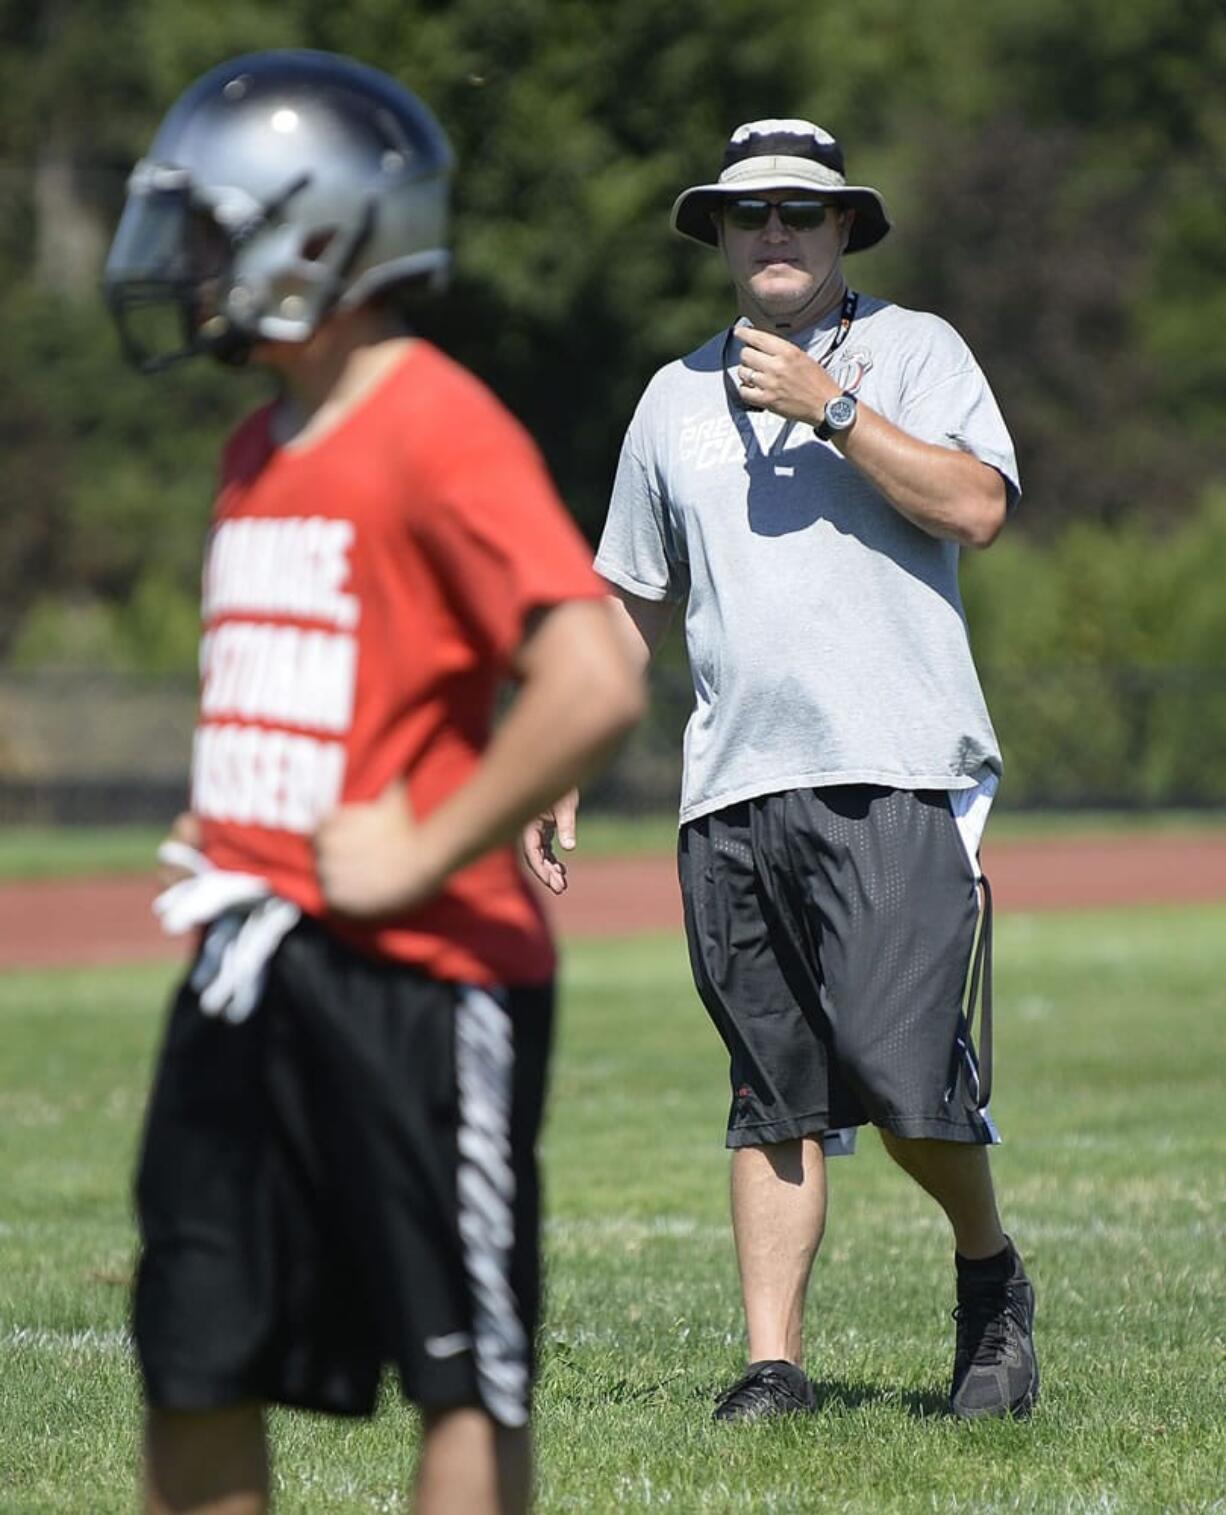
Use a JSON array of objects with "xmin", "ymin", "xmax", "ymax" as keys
[{"xmin": 0, "ymin": 911, "xmax": 1223, "ymax": 1512}]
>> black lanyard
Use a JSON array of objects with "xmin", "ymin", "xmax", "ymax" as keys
[
  {"xmin": 822, "ymin": 288, "xmax": 859, "ymax": 363},
  {"xmin": 722, "ymin": 290, "xmax": 860, "ymax": 452}
]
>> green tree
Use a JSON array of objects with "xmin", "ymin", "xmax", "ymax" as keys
[{"xmin": 0, "ymin": 0, "xmax": 1222, "ymax": 672}]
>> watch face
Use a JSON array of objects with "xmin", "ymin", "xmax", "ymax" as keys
[{"xmin": 826, "ymin": 395, "xmax": 857, "ymax": 430}]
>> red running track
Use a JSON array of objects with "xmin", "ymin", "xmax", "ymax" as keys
[{"xmin": 2, "ymin": 833, "xmax": 1226, "ymax": 972}]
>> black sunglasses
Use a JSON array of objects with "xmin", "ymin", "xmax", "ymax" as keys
[{"xmin": 721, "ymin": 198, "xmax": 834, "ymax": 232}]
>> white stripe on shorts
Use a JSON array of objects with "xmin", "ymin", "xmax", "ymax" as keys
[
  {"xmin": 948, "ymin": 772, "xmax": 1001, "ymax": 1142},
  {"xmin": 454, "ymin": 985, "xmax": 530, "ymax": 1428}
]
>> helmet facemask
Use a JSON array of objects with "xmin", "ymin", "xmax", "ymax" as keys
[{"xmin": 105, "ymin": 162, "xmax": 381, "ymax": 371}]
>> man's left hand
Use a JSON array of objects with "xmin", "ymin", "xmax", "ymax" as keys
[
  {"xmin": 733, "ymin": 325, "xmax": 839, "ymax": 425},
  {"xmin": 315, "ymin": 782, "xmax": 439, "ymax": 919}
]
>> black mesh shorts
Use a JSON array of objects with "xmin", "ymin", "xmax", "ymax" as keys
[
  {"xmin": 678, "ymin": 785, "xmax": 996, "ymax": 1149},
  {"xmin": 133, "ymin": 917, "xmax": 553, "ymax": 1427}
]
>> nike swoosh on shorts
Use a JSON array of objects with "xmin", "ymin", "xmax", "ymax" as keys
[{"xmin": 424, "ymin": 1332, "xmax": 473, "ymax": 1359}]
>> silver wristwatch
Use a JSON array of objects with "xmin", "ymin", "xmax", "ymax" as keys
[{"xmin": 816, "ymin": 391, "xmax": 858, "ymax": 441}]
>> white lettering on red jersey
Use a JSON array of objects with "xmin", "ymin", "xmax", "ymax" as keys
[
  {"xmin": 203, "ymin": 517, "xmax": 360, "ymax": 630},
  {"xmin": 200, "ymin": 623, "xmax": 357, "ymax": 733},
  {"xmin": 192, "ymin": 724, "xmax": 346, "ymax": 834}
]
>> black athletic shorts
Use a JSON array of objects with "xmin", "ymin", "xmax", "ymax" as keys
[
  {"xmin": 133, "ymin": 917, "xmax": 553, "ymax": 1427},
  {"xmin": 678, "ymin": 785, "xmax": 996, "ymax": 1149}
]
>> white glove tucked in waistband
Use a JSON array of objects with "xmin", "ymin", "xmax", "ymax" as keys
[{"xmin": 153, "ymin": 841, "xmax": 301, "ymax": 1024}]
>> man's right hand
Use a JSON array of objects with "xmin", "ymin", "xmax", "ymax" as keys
[{"xmin": 521, "ymin": 788, "xmax": 579, "ymax": 895}]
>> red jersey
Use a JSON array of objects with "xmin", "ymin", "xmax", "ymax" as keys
[{"xmin": 192, "ymin": 340, "xmax": 603, "ymax": 985}]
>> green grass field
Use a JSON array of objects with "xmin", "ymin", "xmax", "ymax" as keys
[{"xmin": 2, "ymin": 908, "xmax": 1224, "ymax": 1512}]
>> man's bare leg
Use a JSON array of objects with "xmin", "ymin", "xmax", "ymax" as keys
[
  {"xmin": 731, "ymin": 1136, "xmax": 827, "ymax": 1365},
  {"xmin": 415, "ymin": 1408, "xmax": 530, "ymax": 1515},
  {"xmin": 877, "ymin": 1131, "xmax": 1006, "ymax": 1257},
  {"xmin": 144, "ymin": 1405, "xmax": 268, "ymax": 1515},
  {"xmin": 880, "ymin": 1130, "xmax": 1039, "ymax": 1417}
]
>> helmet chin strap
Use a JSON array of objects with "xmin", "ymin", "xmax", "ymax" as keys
[{"xmin": 198, "ymin": 317, "xmax": 256, "ymax": 367}]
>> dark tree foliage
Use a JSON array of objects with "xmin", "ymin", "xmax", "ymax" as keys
[
  {"xmin": 0, "ymin": 0, "xmax": 1222, "ymax": 666},
  {"xmin": 889, "ymin": 117, "xmax": 1221, "ymax": 531}
]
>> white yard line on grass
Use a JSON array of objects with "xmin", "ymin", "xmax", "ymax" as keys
[
  {"xmin": 546, "ymin": 1215, "xmax": 728, "ymax": 1245},
  {"xmin": 3, "ymin": 1325, "xmax": 130, "ymax": 1355}
]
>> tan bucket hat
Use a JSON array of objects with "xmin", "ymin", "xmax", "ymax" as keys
[{"xmin": 671, "ymin": 118, "xmax": 890, "ymax": 254}]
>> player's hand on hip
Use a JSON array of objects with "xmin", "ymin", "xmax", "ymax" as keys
[
  {"xmin": 521, "ymin": 788, "xmax": 579, "ymax": 895},
  {"xmin": 315, "ymin": 781, "xmax": 430, "ymax": 919},
  {"xmin": 734, "ymin": 325, "xmax": 837, "ymax": 423}
]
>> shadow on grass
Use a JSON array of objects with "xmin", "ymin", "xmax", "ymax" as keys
[
  {"xmin": 541, "ymin": 1342, "xmax": 949, "ymax": 1419},
  {"xmin": 676, "ymin": 1376, "xmax": 949, "ymax": 1420},
  {"xmin": 809, "ymin": 1378, "xmax": 949, "ymax": 1420}
]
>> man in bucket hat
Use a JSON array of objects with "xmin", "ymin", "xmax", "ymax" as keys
[{"xmin": 525, "ymin": 119, "xmax": 1039, "ymax": 1424}]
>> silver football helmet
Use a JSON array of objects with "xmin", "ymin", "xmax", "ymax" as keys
[{"xmin": 104, "ymin": 49, "xmax": 454, "ymax": 371}]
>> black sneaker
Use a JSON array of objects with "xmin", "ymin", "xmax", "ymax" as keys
[
  {"xmin": 949, "ymin": 1240, "xmax": 1040, "ymax": 1419},
  {"xmin": 712, "ymin": 1359, "xmax": 817, "ymax": 1422}
]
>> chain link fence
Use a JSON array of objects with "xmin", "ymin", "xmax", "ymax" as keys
[
  {"xmin": 2, "ymin": 666, "xmax": 1226, "ymax": 825},
  {"xmin": 0, "ymin": 672, "xmax": 194, "ymax": 824}
]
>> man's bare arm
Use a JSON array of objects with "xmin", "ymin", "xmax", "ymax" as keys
[
  {"xmin": 316, "ymin": 597, "xmax": 645, "ymax": 918},
  {"xmin": 733, "ymin": 325, "xmax": 1008, "ymax": 549},
  {"xmin": 832, "ymin": 407, "xmax": 1007, "ymax": 548},
  {"xmin": 522, "ymin": 587, "xmax": 675, "ymax": 893}
]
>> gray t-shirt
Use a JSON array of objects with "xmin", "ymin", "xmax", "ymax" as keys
[{"xmin": 594, "ymin": 293, "xmax": 1020, "ymax": 825}]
